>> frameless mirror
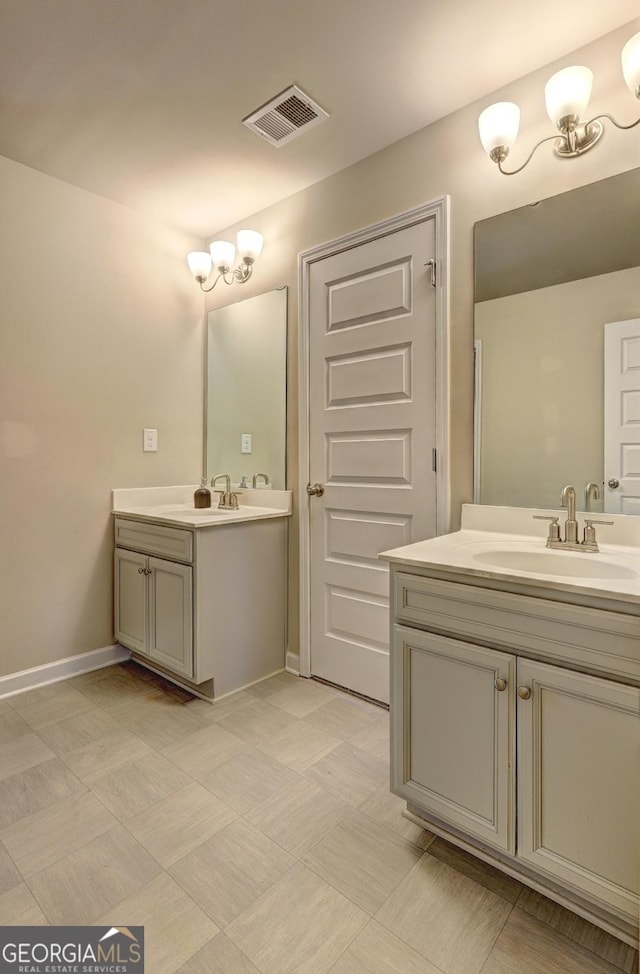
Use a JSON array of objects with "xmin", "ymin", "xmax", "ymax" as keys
[
  {"xmin": 474, "ymin": 166, "xmax": 640, "ymax": 514},
  {"xmin": 206, "ymin": 287, "xmax": 287, "ymax": 489}
]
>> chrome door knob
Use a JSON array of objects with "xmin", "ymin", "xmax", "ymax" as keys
[
  {"xmin": 607, "ymin": 478, "xmax": 620, "ymax": 489},
  {"xmin": 306, "ymin": 483, "xmax": 324, "ymax": 497}
]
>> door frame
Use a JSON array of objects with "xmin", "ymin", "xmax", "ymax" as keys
[{"xmin": 297, "ymin": 197, "xmax": 451, "ymax": 678}]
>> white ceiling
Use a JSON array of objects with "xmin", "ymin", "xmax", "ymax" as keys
[{"xmin": 1, "ymin": 0, "xmax": 638, "ymax": 237}]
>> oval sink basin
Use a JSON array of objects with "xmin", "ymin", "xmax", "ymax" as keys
[
  {"xmin": 472, "ymin": 548, "xmax": 638, "ymax": 580},
  {"xmin": 188, "ymin": 507, "xmax": 236, "ymax": 515}
]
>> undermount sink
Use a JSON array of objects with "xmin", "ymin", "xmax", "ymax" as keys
[
  {"xmin": 188, "ymin": 507, "xmax": 236, "ymax": 515},
  {"xmin": 470, "ymin": 546, "xmax": 639, "ymax": 580}
]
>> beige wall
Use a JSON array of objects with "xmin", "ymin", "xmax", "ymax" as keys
[
  {"xmin": 203, "ymin": 19, "xmax": 640, "ymax": 661},
  {"xmin": 0, "ymin": 155, "xmax": 204, "ymax": 678},
  {"xmin": 476, "ymin": 266, "xmax": 640, "ymax": 509}
]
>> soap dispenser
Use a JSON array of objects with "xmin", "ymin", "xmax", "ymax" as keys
[{"xmin": 193, "ymin": 478, "xmax": 212, "ymax": 509}]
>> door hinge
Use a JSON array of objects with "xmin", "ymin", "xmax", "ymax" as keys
[
  {"xmin": 425, "ymin": 258, "xmax": 436, "ymax": 287},
  {"xmin": 432, "ymin": 448, "xmax": 437, "ymax": 473}
]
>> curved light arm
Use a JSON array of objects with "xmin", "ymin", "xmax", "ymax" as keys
[
  {"xmin": 496, "ymin": 133, "xmax": 561, "ymax": 175},
  {"xmin": 588, "ymin": 111, "xmax": 640, "ymax": 132}
]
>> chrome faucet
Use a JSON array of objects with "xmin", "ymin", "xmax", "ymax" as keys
[
  {"xmin": 211, "ymin": 473, "xmax": 239, "ymax": 510},
  {"xmin": 252, "ymin": 472, "xmax": 270, "ymax": 488},
  {"xmin": 533, "ymin": 483, "xmax": 612, "ymax": 552},
  {"xmin": 560, "ymin": 484, "xmax": 579, "ymax": 544}
]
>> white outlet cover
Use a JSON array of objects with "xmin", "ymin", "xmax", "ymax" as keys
[
  {"xmin": 143, "ymin": 428, "xmax": 158, "ymax": 452},
  {"xmin": 241, "ymin": 433, "xmax": 252, "ymax": 454}
]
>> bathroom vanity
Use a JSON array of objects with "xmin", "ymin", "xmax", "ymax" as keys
[
  {"xmin": 112, "ymin": 485, "xmax": 291, "ymax": 699},
  {"xmin": 381, "ymin": 504, "xmax": 640, "ymax": 946}
]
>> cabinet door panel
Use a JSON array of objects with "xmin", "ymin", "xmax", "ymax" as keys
[
  {"xmin": 114, "ymin": 548, "xmax": 147, "ymax": 655},
  {"xmin": 518, "ymin": 658, "xmax": 640, "ymax": 922},
  {"xmin": 391, "ymin": 625, "xmax": 515, "ymax": 853},
  {"xmin": 148, "ymin": 558, "xmax": 193, "ymax": 679}
]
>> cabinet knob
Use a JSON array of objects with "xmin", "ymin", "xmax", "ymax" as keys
[
  {"xmin": 494, "ymin": 677, "xmax": 507, "ymax": 691},
  {"xmin": 608, "ymin": 478, "xmax": 620, "ymax": 489},
  {"xmin": 517, "ymin": 686, "xmax": 532, "ymax": 700},
  {"xmin": 138, "ymin": 567, "xmax": 144, "ymax": 575}
]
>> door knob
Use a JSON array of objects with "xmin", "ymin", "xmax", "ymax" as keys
[
  {"xmin": 517, "ymin": 686, "xmax": 532, "ymax": 700},
  {"xmin": 607, "ymin": 478, "xmax": 620, "ymax": 489},
  {"xmin": 306, "ymin": 483, "xmax": 324, "ymax": 497},
  {"xmin": 494, "ymin": 678, "xmax": 507, "ymax": 691}
]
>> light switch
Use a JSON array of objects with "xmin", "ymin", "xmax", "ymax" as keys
[
  {"xmin": 241, "ymin": 433, "xmax": 252, "ymax": 454},
  {"xmin": 143, "ymin": 428, "xmax": 158, "ymax": 452}
]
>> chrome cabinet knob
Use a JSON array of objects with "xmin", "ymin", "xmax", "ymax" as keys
[
  {"xmin": 608, "ymin": 478, "xmax": 620, "ymax": 489},
  {"xmin": 517, "ymin": 686, "xmax": 532, "ymax": 700},
  {"xmin": 494, "ymin": 678, "xmax": 507, "ymax": 692},
  {"xmin": 307, "ymin": 483, "xmax": 324, "ymax": 497}
]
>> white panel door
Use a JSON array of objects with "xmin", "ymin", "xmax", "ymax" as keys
[
  {"xmin": 604, "ymin": 318, "xmax": 640, "ymax": 514},
  {"xmin": 517, "ymin": 658, "xmax": 640, "ymax": 922},
  {"xmin": 308, "ymin": 218, "xmax": 437, "ymax": 702}
]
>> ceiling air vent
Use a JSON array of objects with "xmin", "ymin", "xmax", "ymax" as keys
[{"xmin": 243, "ymin": 84, "xmax": 329, "ymax": 147}]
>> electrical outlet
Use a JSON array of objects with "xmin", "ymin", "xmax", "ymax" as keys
[
  {"xmin": 241, "ymin": 433, "xmax": 252, "ymax": 454},
  {"xmin": 143, "ymin": 428, "xmax": 158, "ymax": 452}
]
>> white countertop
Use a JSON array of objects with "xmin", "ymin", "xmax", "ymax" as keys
[
  {"xmin": 379, "ymin": 504, "xmax": 640, "ymax": 606},
  {"xmin": 112, "ymin": 485, "xmax": 292, "ymax": 528}
]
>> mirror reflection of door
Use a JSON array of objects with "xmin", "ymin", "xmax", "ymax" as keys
[
  {"xmin": 604, "ymin": 318, "xmax": 640, "ymax": 515},
  {"xmin": 206, "ymin": 288, "xmax": 287, "ymax": 489}
]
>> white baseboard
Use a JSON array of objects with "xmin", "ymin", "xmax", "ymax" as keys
[
  {"xmin": 285, "ymin": 651, "xmax": 300, "ymax": 676},
  {"xmin": 0, "ymin": 644, "xmax": 130, "ymax": 701}
]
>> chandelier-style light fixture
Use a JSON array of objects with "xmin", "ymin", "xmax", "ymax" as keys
[
  {"xmin": 187, "ymin": 230, "xmax": 264, "ymax": 292},
  {"xmin": 478, "ymin": 32, "xmax": 640, "ymax": 175}
]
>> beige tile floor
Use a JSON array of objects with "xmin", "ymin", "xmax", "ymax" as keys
[{"xmin": 0, "ymin": 661, "xmax": 637, "ymax": 974}]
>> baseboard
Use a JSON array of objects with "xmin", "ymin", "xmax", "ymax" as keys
[
  {"xmin": 0, "ymin": 644, "xmax": 130, "ymax": 701},
  {"xmin": 285, "ymin": 651, "xmax": 300, "ymax": 675}
]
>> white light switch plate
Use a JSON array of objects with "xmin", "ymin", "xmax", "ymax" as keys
[
  {"xmin": 143, "ymin": 428, "xmax": 158, "ymax": 452},
  {"xmin": 241, "ymin": 433, "xmax": 252, "ymax": 454}
]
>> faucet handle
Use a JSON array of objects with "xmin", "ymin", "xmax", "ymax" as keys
[
  {"xmin": 532, "ymin": 515, "xmax": 561, "ymax": 543},
  {"xmin": 583, "ymin": 518, "xmax": 614, "ymax": 545}
]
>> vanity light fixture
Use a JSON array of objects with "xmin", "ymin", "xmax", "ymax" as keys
[
  {"xmin": 478, "ymin": 32, "xmax": 640, "ymax": 175},
  {"xmin": 187, "ymin": 230, "xmax": 264, "ymax": 292}
]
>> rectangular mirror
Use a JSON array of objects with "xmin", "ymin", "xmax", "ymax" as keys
[
  {"xmin": 474, "ymin": 166, "xmax": 640, "ymax": 514},
  {"xmin": 206, "ymin": 287, "xmax": 287, "ymax": 489}
]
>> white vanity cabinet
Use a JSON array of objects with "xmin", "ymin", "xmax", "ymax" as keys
[
  {"xmin": 115, "ymin": 546, "xmax": 193, "ymax": 679},
  {"xmin": 390, "ymin": 566, "xmax": 640, "ymax": 944},
  {"xmin": 113, "ymin": 513, "xmax": 286, "ymax": 697}
]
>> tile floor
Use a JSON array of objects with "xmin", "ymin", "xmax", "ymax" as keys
[{"xmin": 0, "ymin": 661, "xmax": 637, "ymax": 974}]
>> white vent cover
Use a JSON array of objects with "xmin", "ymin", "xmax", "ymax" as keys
[{"xmin": 243, "ymin": 84, "xmax": 329, "ymax": 147}]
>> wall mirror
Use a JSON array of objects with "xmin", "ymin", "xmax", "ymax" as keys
[
  {"xmin": 474, "ymin": 166, "xmax": 640, "ymax": 515},
  {"xmin": 206, "ymin": 287, "xmax": 287, "ymax": 489}
]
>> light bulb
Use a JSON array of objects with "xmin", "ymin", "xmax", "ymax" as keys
[
  {"xmin": 622, "ymin": 32, "xmax": 640, "ymax": 98},
  {"xmin": 209, "ymin": 240, "xmax": 236, "ymax": 271},
  {"xmin": 187, "ymin": 251, "xmax": 212, "ymax": 282},
  {"xmin": 237, "ymin": 229, "xmax": 264, "ymax": 262},
  {"xmin": 478, "ymin": 102, "xmax": 520, "ymax": 158},
  {"xmin": 545, "ymin": 66, "xmax": 593, "ymax": 124}
]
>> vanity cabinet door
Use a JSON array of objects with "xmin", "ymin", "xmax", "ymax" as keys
[
  {"xmin": 147, "ymin": 557, "xmax": 193, "ymax": 680},
  {"xmin": 391, "ymin": 625, "xmax": 516, "ymax": 853},
  {"xmin": 517, "ymin": 658, "xmax": 640, "ymax": 922},
  {"xmin": 114, "ymin": 547, "xmax": 147, "ymax": 655}
]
